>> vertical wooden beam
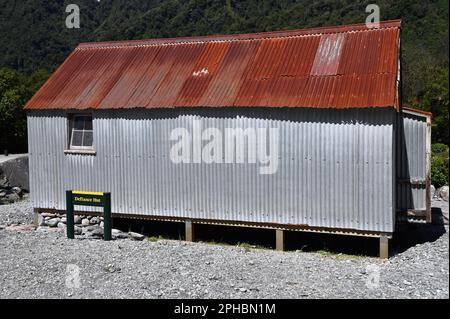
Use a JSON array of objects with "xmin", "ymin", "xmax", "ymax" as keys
[
  {"xmin": 185, "ymin": 220, "xmax": 194, "ymax": 242},
  {"xmin": 276, "ymin": 229, "xmax": 285, "ymax": 251},
  {"xmin": 33, "ymin": 208, "xmax": 41, "ymax": 226},
  {"xmin": 425, "ymin": 115, "xmax": 432, "ymax": 223},
  {"xmin": 379, "ymin": 235, "xmax": 389, "ymax": 259}
]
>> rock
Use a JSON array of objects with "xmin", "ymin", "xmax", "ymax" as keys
[
  {"xmin": 57, "ymin": 222, "xmax": 66, "ymax": 229},
  {"xmin": 35, "ymin": 214, "xmax": 46, "ymax": 226},
  {"xmin": 112, "ymin": 229, "xmax": 128, "ymax": 239},
  {"xmin": 3, "ymin": 192, "xmax": 20, "ymax": 203},
  {"xmin": 74, "ymin": 215, "xmax": 82, "ymax": 224},
  {"xmin": 103, "ymin": 264, "xmax": 121, "ymax": 273},
  {"xmin": 45, "ymin": 218, "xmax": 60, "ymax": 227},
  {"xmin": 90, "ymin": 216, "xmax": 100, "ymax": 224},
  {"xmin": 430, "ymin": 185, "xmax": 436, "ymax": 198},
  {"xmin": 74, "ymin": 226, "xmax": 82, "ymax": 235},
  {"xmin": 41, "ymin": 212, "xmax": 56, "ymax": 218},
  {"xmin": 438, "ymin": 186, "xmax": 449, "ymax": 201},
  {"xmin": 61, "ymin": 217, "xmax": 67, "ymax": 224},
  {"xmin": 86, "ymin": 226, "xmax": 103, "ymax": 238},
  {"xmin": 84, "ymin": 225, "xmax": 99, "ymax": 232},
  {"xmin": 90, "ymin": 229, "xmax": 104, "ymax": 238},
  {"xmin": 11, "ymin": 187, "xmax": 22, "ymax": 195},
  {"xmin": 99, "ymin": 221, "xmax": 104, "ymax": 228},
  {"xmin": 81, "ymin": 218, "xmax": 90, "ymax": 226},
  {"xmin": 443, "ymin": 212, "xmax": 449, "ymax": 224},
  {"xmin": 0, "ymin": 176, "xmax": 9, "ymax": 188},
  {"xmin": 128, "ymin": 231, "xmax": 145, "ymax": 241}
]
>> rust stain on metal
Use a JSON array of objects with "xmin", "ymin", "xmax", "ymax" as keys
[{"xmin": 25, "ymin": 20, "xmax": 401, "ymax": 110}]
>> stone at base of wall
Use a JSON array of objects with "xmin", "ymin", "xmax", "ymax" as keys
[
  {"xmin": 32, "ymin": 211, "xmax": 144, "ymax": 240},
  {"xmin": 33, "ymin": 212, "xmax": 103, "ymax": 228}
]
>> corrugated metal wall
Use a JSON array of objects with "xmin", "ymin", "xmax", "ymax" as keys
[
  {"xmin": 396, "ymin": 112, "xmax": 428, "ymax": 211},
  {"xmin": 27, "ymin": 108, "xmax": 396, "ymax": 233}
]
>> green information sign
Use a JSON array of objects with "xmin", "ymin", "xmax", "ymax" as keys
[
  {"xmin": 72, "ymin": 191, "xmax": 104, "ymax": 207},
  {"xmin": 66, "ymin": 190, "xmax": 112, "ymax": 241}
]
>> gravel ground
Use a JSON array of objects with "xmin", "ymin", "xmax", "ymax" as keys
[
  {"xmin": 0, "ymin": 200, "xmax": 448, "ymax": 299},
  {"xmin": 0, "ymin": 197, "xmax": 33, "ymax": 225},
  {"xmin": 432, "ymin": 197, "xmax": 449, "ymax": 214}
]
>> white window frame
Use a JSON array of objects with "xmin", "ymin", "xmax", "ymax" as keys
[{"xmin": 68, "ymin": 114, "xmax": 94, "ymax": 151}]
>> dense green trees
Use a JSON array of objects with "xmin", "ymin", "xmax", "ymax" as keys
[
  {"xmin": 0, "ymin": 0, "xmax": 448, "ymax": 152},
  {"xmin": 0, "ymin": 69, "xmax": 49, "ymax": 153}
]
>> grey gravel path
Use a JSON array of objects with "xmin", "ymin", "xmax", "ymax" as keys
[{"xmin": 0, "ymin": 200, "xmax": 448, "ymax": 299}]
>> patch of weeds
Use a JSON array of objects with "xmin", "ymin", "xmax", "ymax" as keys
[
  {"xmin": 147, "ymin": 235, "xmax": 164, "ymax": 242},
  {"xmin": 237, "ymin": 242, "xmax": 268, "ymax": 250},
  {"xmin": 316, "ymin": 249, "xmax": 366, "ymax": 260},
  {"xmin": 206, "ymin": 240, "xmax": 231, "ymax": 247}
]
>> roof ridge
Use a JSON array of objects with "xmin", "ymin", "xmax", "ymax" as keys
[{"xmin": 77, "ymin": 19, "xmax": 401, "ymax": 50}]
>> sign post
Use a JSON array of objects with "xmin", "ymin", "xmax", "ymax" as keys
[
  {"xmin": 66, "ymin": 190, "xmax": 112, "ymax": 241},
  {"xmin": 66, "ymin": 190, "xmax": 75, "ymax": 239}
]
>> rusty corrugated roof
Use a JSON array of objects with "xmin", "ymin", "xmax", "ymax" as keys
[{"xmin": 25, "ymin": 20, "xmax": 401, "ymax": 110}]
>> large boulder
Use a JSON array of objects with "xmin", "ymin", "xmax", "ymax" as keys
[
  {"xmin": 0, "ymin": 155, "xmax": 29, "ymax": 191},
  {"xmin": 438, "ymin": 186, "xmax": 449, "ymax": 202}
]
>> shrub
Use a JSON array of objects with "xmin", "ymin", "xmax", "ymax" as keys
[
  {"xmin": 431, "ymin": 155, "xmax": 449, "ymax": 188},
  {"xmin": 432, "ymin": 143, "xmax": 448, "ymax": 155}
]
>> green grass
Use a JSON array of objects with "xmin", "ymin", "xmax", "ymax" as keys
[
  {"xmin": 204, "ymin": 240, "xmax": 269, "ymax": 250},
  {"xmin": 237, "ymin": 242, "xmax": 269, "ymax": 250},
  {"xmin": 147, "ymin": 235, "xmax": 165, "ymax": 242},
  {"xmin": 205, "ymin": 240, "xmax": 232, "ymax": 247},
  {"xmin": 316, "ymin": 249, "xmax": 366, "ymax": 260}
]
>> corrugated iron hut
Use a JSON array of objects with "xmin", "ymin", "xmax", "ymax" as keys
[{"xmin": 25, "ymin": 20, "xmax": 431, "ymax": 257}]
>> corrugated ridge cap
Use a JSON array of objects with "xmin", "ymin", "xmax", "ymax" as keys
[{"xmin": 77, "ymin": 19, "xmax": 401, "ymax": 49}]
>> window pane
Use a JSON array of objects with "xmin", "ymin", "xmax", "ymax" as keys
[
  {"xmin": 71, "ymin": 131, "xmax": 83, "ymax": 146},
  {"xmin": 73, "ymin": 117, "xmax": 85, "ymax": 130},
  {"xmin": 84, "ymin": 117, "xmax": 93, "ymax": 130},
  {"xmin": 82, "ymin": 131, "xmax": 93, "ymax": 147}
]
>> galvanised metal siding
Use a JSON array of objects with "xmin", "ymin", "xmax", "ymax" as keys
[
  {"xmin": 27, "ymin": 108, "xmax": 395, "ymax": 233},
  {"xmin": 396, "ymin": 112, "xmax": 428, "ymax": 211}
]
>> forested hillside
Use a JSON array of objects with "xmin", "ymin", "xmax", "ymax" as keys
[{"xmin": 0, "ymin": 0, "xmax": 448, "ymax": 152}]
